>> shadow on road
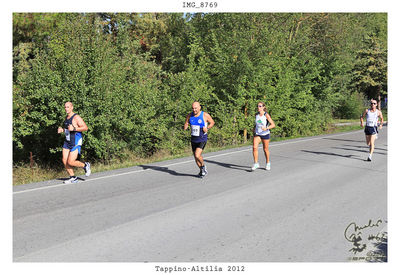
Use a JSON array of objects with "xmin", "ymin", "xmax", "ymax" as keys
[
  {"xmin": 57, "ymin": 177, "xmax": 86, "ymax": 182},
  {"xmin": 301, "ymin": 150, "xmax": 366, "ymax": 161},
  {"xmin": 139, "ymin": 165, "xmax": 198, "ymax": 178},
  {"xmin": 332, "ymin": 146, "xmax": 387, "ymax": 156},
  {"xmin": 204, "ymin": 159, "xmax": 251, "ymax": 172},
  {"xmin": 341, "ymin": 144, "xmax": 388, "ymax": 152},
  {"xmin": 322, "ymin": 137, "xmax": 364, "ymax": 143}
]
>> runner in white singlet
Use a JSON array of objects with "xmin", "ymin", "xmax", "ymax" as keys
[
  {"xmin": 360, "ymin": 99, "xmax": 384, "ymax": 161},
  {"xmin": 251, "ymin": 102, "xmax": 275, "ymax": 171}
]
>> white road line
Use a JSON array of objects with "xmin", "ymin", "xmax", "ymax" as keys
[{"xmin": 13, "ymin": 130, "xmax": 363, "ymax": 195}]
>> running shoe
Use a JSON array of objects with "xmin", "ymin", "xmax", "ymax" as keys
[
  {"xmin": 367, "ymin": 155, "xmax": 372, "ymax": 161},
  {"xmin": 63, "ymin": 176, "xmax": 78, "ymax": 184},
  {"xmin": 84, "ymin": 162, "xmax": 91, "ymax": 177},
  {"xmin": 201, "ymin": 165, "xmax": 208, "ymax": 177},
  {"xmin": 251, "ymin": 163, "xmax": 259, "ymax": 171},
  {"xmin": 266, "ymin": 162, "xmax": 271, "ymax": 170}
]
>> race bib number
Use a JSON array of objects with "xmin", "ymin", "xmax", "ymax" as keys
[
  {"xmin": 191, "ymin": 125, "xmax": 200, "ymax": 136},
  {"xmin": 366, "ymin": 121, "xmax": 376, "ymax": 127},
  {"xmin": 65, "ymin": 129, "xmax": 70, "ymax": 141}
]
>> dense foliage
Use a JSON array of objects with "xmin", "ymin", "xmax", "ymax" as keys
[{"xmin": 13, "ymin": 13, "xmax": 387, "ymax": 164}]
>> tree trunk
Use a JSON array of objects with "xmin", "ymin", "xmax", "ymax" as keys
[
  {"xmin": 378, "ymin": 86, "xmax": 382, "ymax": 110},
  {"xmin": 243, "ymin": 103, "xmax": 248, "ymax": 143}
]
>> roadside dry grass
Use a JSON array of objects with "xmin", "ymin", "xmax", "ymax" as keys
[{"xmin": 12, "ymin": 149, "xmax": 193, "ymax": 186}]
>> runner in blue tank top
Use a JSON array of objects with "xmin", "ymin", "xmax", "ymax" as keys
[
  {"xmin": 57, "ymin": 102, "xmax": 91, "ymax": 183},
  {"xmin": 360, "ymin": 99, "xmax": 384, "ymax": 161},
  {"xmin": 184, "ymin": 101, "xmax": 215, "ymax": 178}
]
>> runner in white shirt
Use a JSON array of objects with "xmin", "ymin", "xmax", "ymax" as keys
[
  {"xmin": 360, "ymin": 99, "xmax": 384, "ymax": 161},
  {"xmin": 251, "ymin": 102, "xmax": 275, "ymax": 171}
]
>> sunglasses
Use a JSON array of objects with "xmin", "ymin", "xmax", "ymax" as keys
[
  {"xmin": 258, "ymin": 105, "xmax": 264, "ymax": 108},
  {"xmin": 371, "ymin": 103, "xmax": 377, "ymax": 105}
]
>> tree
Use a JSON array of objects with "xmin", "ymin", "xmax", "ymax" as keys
[
  {"xmin": 352, "ymin": 35, "xmax": 387, "ymax": 109},
  {"xmin": 13, "ymin": 13, "xmax": 388, "ymax": 166}
]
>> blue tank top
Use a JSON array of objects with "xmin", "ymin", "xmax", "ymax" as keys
[
  {"xmin": 64, "ymin": 114, "xmax": 82, "ymax": 146},
  {"xmin": 189, "ymin": 111, "xmax": 208, "ymax": 143}
]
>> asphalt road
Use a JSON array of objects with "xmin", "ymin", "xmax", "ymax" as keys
[{"xmin": 13, "ymin": 128, "xmax": 387, "ymax": 262}]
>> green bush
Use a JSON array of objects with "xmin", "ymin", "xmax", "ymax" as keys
[
  {"xmin": 12, "ymin": 13, "xmax": 386, "ymax": 166},
  {"xmin": 334, "ymin": 92, "xmax": 365, "ymax": 119}
]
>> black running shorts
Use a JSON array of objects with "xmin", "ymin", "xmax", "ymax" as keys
[
  {"xmin": 255, "ymin": 134, "xmax": 270, "ymax": 140},
  {"xmin": 364, "ymin": 126, "xmax": 378, "ymax": 136},
  {"xmin": 191, "ymin": 141, "xmax": 207, "ymax": 152}
]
